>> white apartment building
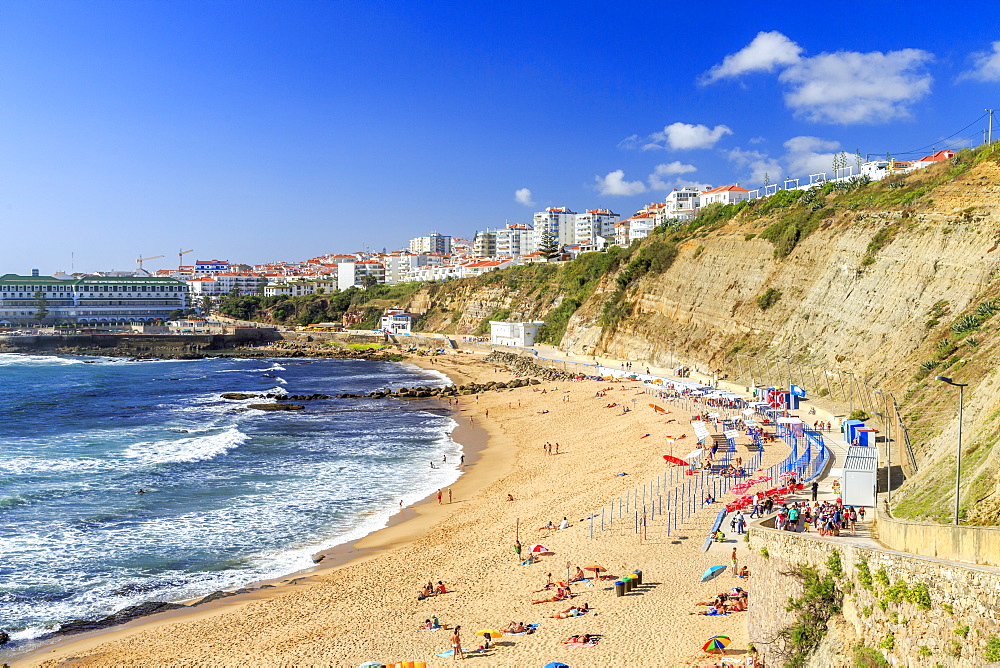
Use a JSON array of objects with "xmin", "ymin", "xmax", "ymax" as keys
[
  {"xmin": 337, "ymin": 262, "xmax": 386, "ymax": 291},
  {"xmin": 382, "ymin": 253, "xmax": 432, "ymax": 285},
  {"xmin": 663, "ymin": 188, "xmax": 701, "ymax": 221},
  {"xmin": 533, "ymin": 206, "xmax": 577, "ymax": 247},
  {"xmin": 186, "ymin": 273, "xmax": 270, "ymax": 297},
  {"xmin": 473, "ymin": 229, "xmax": 497, "ymax": 258},
  {"xmin": 574, "ymin": 209, "xmax": 620, "ymax": 247},
  {"xmin": 495, "ymin": 224, "xmax": 534, "ymax": 257},
  {"xmin": 409, "ymin": 232, "xmax": 451, "ymax": 255},
  {"xmin": 193, "ymin": 260, "xmax": 231, "ymax": 275},
  {"xmin": 700, "ymin": 185, "xmax": 751, "ymax": 207},
  {"xmin": 264, "ymin": 278, "xmax": 338, "ymax": 298},
  {"xmin": 0, "ymin": 273, "xmax": 188, "ymax": 325}
]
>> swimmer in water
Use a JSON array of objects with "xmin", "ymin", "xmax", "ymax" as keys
[{"xmin": 137, "ymin": 489, "xmax": 146, "ymax": 494}]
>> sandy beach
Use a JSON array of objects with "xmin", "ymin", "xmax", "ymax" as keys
[{"xmin": 14, "ymin": 350, "xmax": 791, "ymax": 668}]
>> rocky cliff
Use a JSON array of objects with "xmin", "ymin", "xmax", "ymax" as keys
[{"xmin": 409, "ymin": 146, "xmax": 1000, "ymax": 523}]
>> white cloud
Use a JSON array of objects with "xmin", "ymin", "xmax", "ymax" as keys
[
  {"xmin": 702, "ymin": 32, "xmax": 933, "ymax": 124},
  {"xmin": 594, "ymin": 170, "xmax": 647, "ymax": 196},
  {"xmin": 647, "ymin": 162, "xmax": 698, "ymax": 190},
  {"xmin": 620, "ymin": 123, "xmax": 732, "ymax": 152},
  {"xmin": 783, "ymin": 136, "xmax": 841, "ymax": 176},
  {"xmin": 646, "ymin": 122, "xmax": 733, "ymax": 150},
  {"xmin": 780, "ymin": 49, "xmax": 933, "ymax": 124},
  {"xmin": 961, "ymin": 41, "xmax": 1000, "ymax": 82},
  {"xmin": 726, "ymin": 147, "xmax": 782, "ymax": 184},
  {"xmin": 514, "ymin": 187, "xmax": 535, "ymax": 206},
  {"xmin": 701, "ymin": 30, "xmax": 803, "ymax": 83}
]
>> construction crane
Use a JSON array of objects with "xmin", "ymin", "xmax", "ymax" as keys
[
  {"xmin": 178, "ymin": 248, "xmax": 194, "ymax": 269},
  {"xmin": 136, "ymin": 255, "xmax": 165, "ymax": 271}
]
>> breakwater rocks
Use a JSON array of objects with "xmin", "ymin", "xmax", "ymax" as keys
[
  {"xmin": 338, "ymin": 376, "xmax": 540, "ymax": 400},
  {"xmin": 483, "ymin": 351, "xmax": 575, "ymax": 381},
  {"xmin": 220, "ymin": 377, "xmax": 541, "ymax": 404}
]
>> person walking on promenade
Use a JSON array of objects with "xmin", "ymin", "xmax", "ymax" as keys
[{"xmin": 811, "ymin": 480, "xmax": 819, "ymax": 502}]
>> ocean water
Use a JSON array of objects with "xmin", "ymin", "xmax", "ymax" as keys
[{"xmin": 0, "ymin": 353, "xmax": 461, "ymax": 644}]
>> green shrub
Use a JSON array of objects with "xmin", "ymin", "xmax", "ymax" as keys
[
  {"xmin": 757, "ymin": 287, "xmax": 782, "ymax": 311},
  {"xmin": 907, "ymin": 582, "xmax": 931, "ymax": 609},
  {"xmin": 942, "ymin": 603, "xmax": 954, "ymax": 615},
  {"xmin": 878, "ymin": 632, "xmax": 895, "ymax": 650},
  {"xmin": 955, "ymin": 625, "xmax": 970, "ymax": 639},
  {"xmin": 848, "ymin": 410, "xmax": 870, "ymax": 422},
  {"xmin": 984, "ymin": 635, "xmax": 1000, "ymax": 662},
  {"xmin": 853, "ymin": 644, "xmax": 889, "ymax": 667},
  {"xmin": 761, "ymin": 547, "xmax": 770, "ymax": 559},
  {"xmin": 874, "ymin": 568, "xmax": 890, "ymax": 588},
  {"xmin": 918, "ymin": 645, "xmax": 932, "ymax": 657},
  {"xmin": 827, "ymin": 550, "xmax": 844, "ymax": 578},
  {"xmin": 857, "ymin": 559, "xmax": 874, "ymax": 590}
]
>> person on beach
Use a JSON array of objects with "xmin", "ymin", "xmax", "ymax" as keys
[
  {"xmin": 437, "ymin": 490, "xmax": 443, "ymax": 504},
  {"xmin": 450, "ymin": 626, "xmax": 464, "ymax": 660},
  {"xmin": 506, "ymin": 493, "xmax": 514, "ymax": 501},
  {"xmin": 559, "ymin": 517, "xmax": 570, "ymax": 530},
  {"xmin": 731, "ymin": 547, "xmax": 738, "ymax": 576},
  {"xmin": 514, "ymin": 540, "xmax": 522, "ymax": 561},
  {"xmin": 448, "ymin": 489, "xmax": 453, "ymax": 503}
]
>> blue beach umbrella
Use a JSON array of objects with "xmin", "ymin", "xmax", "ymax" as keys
[
  {"xmin": 700, "ymin": 565, "xmax": 727, "ymax": 582},
  {"xmin": 544, "ymin": 663, "xmax": 570, "ymax": 668},
  {"xmin": 358, "ymin": 662, "xmax": 385, "ymax": 668}
]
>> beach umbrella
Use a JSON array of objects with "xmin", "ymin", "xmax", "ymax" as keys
[
  {"xmin": 584, "ymin": 564, "xmax": 606, "ymax": 576},
  {"xmin": 531, "ymin": 544, "xmax": 550, "ymax": 553},
  {"xmin": 358, "ymin": 662, "xmax": 385, "ymax": 668},
  {"xmin": 700, "ymin": 565, "xmax": 727, "ymax": 582},
  {"xmin": 780, "ymin": 471, "xmax": 797, "ymax": 478},
  {"xmin": 544, "ymin": 663, "xmax": 570, "ymax": 668},
  {"xmin": 663, "ymin": 454, "xmax": 687, "ymax": 466},
  {"xmin": 477, "ymin": 629, "xmax": 502, "ymax": 638},
  {"xmin": 703, "ymin": 635, "xmax": 731, "ymax": 654}
]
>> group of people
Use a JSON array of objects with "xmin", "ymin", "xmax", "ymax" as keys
[
  {"xmin": 542, "ymin": 442, "xmax": 560, "ymax": 455},
  {"xmin": 774, "ymin": 499, "xmax": 863, "ymax": 536},
  {"xmin": 694, "ymin": 587, "xmax": 749, "ymax": 615},
  {"xmin": 416, "ymin": 580, "xmax": 448, "ymax": 600},
  {"xmin": 812, "ymin": 420, "xmax": 832, "ymax": 432}
]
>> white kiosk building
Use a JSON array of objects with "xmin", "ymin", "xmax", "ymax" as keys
[
  {"xmin": 841, "ymin": 445, "xmax": 878, "ymax": 508},
  {"xmin": 489, "ymin": 320, "xmax": 544, "ymax": 347}
]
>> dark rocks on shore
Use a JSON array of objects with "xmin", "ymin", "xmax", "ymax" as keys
[
  {"xmin": 56, "ymin": 602, "xmax": 186, "ymax": 636},
  {"xmin": 221, "ymin": 392, "xmax": 331, "ymax": 401},
  {"xmin": 248, "ymin": 403, "xmax": 305, "ymax": 411},
  {"xmin": 0, "ymin": 630, "xmax": 8, "ymax": 646}
]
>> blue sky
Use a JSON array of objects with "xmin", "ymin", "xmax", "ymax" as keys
[{"xmin": 2, "ymin": 0, "xmax": 999, "ymax": 273}]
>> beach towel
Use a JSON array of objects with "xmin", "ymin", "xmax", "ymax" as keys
[
  {"xmin": 435, "ymin": 648, "xmax": 472, "ymax": 657},
  {"xmin": 564, "ymin": 637, "xmax": 602, "ymax": 648}
]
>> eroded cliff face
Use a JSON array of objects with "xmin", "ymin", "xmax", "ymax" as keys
[{"xmin": 410, "ymin": 155, "xmax": 1000, "ymax": 522}]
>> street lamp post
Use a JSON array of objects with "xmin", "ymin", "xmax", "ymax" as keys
[{"xmin": 935, "ymin": 376, "xmax": 968, "ymax": 526}]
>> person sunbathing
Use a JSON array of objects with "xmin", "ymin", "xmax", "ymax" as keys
[
  {"xmin": 738, "ymin": 566, "xmax": 750, "ymax": 579},
  {"xmin": 532, "ymin": 592, "xmax": 566, "ymax": 604},
  {"xmin": 569, "ymin": 567, "xmax": 585, "ymax": 582},
  {"xmin": 549, "ymin": 601, "xmax": 589, "ymax": 618},
  {"xmin": 435, "ymin": 581, "xmax": 447, "ymax": 594},
  {"xmin": 504, "ymin": 621, "xmax": 526, "ymax": 634},
  {"xmin": 697, "ymin": 602, "xmax": 728, "ymax": 615}
]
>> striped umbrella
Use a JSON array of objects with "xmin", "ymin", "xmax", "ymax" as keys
[{"xmin": 702, "ymin": 635, "xmax": 731, "ymax": 654}]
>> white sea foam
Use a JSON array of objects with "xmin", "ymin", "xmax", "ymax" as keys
[{"xmin": 123, "ymin": 426, "xmax": 249, "ymax": 464}]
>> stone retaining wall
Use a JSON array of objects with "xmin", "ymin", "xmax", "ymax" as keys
[
  {"xmin": 748, "ymin": 523, "xmax": 1000, "ymax": 667},
  {"xmin": 876, "ymin": 506, "xmax": 1000, "ymax": 568}
]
